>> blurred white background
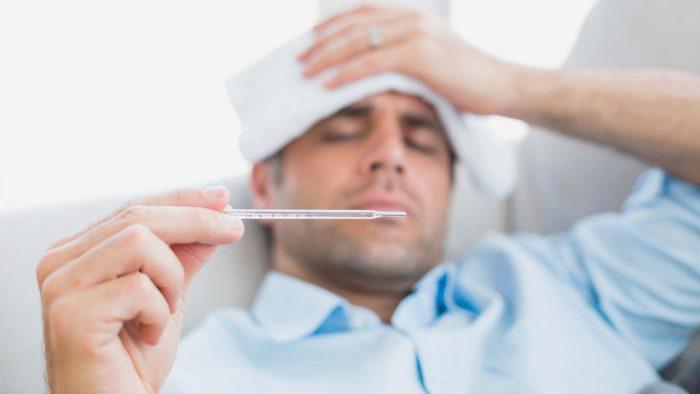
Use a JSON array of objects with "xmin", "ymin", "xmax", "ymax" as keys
[{"xmin": 0, "ymin": 0, "xmax": 597, "ymax": 214}]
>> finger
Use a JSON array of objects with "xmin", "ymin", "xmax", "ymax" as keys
[
  {"xmin": 46, "ymin": 186, "xmax": 230, "ymax": 251},
  {"xmin": 300, "ymin": 13, "xmax": 407, "ymax": 62},
  {"xmin": 129, "ymin": 185, "xmax": 229, "ymax": 209},
  {"xmin": 48, "ymin": 272, "xmax": 171, "ymax": 349},
  {"xmin": 41, "ymin": 224, "xmax": 184, "ymax": 314},
  {"xmin": 101, "ymin": 204, "xmax": 243, "ymax": 247},
  {"xmin": 313, "ymin": 4, "xmax": 414, "ymax": 36},
  {"xmin": 313, "ymin": 4, "xmax": 384, "ymax": 34},
  {"xmin": 37, "ymin": 204, "xmax": 243, "ymax": 287},
  {"xmin": 170, "ymin": 243, "xmax": 216, "ymax": 297},
  {"xmin": 302, "ymin": 20, "xmax": 411, "ymax": 78},
  {"xmin": 324, "ymin": 44, "xmax": 408, "ymax": 89}
]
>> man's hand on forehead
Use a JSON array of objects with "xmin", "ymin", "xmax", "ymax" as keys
[{"xmin": 298, "ymin": 5, "xmax": 519, "ymax": 116}]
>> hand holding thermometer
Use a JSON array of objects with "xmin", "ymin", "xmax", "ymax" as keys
[{"xmin": 223, "ymin": 207, "xmax": 407, "ymax": 220}]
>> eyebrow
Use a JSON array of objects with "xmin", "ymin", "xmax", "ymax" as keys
[
  {"xmin": 402, "ymin": 113, "xmax": 444, "ymax": 134},
  {"xmin": 328, "ymin": 103, "xmax": 445, "ymax": 134},
  {"xmin": 333, "ymin": 104, "xmax": 372, "ymax": 118}
]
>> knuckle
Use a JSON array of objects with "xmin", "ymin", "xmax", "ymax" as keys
[
  {"xmin": 47, "ymin": 296, "xmax": 76, "ymax": 329},
  {"xmin": 35, "ymin": 249, "xmax": 60, "ymax": 285},
  {"xmin": 192, "ymin": 188, "xmax": 207, "ymax": 202},
  {"xmin": 120, "ymin": 223, "xmax": 153, "ymax": 247},
  {"xmin": 147, "ymin": 303, "xmax": 171, "ymax": 334},
  {"xmin": 191, "ymin": 207, "xmax": 206, "ymax": 227},
  {"xmin": 113, "ymin": 198, "xmax": 138, "ymax": 215},
  {"xmin": 40, "ymin": 272, "xmax": 63, "ymax": 304},
  {"xmin": 174, "ymin": 187, "xmax": 201, "ymax": 205},
  {"xmin": 116, "ymin": 204, "xmax": 148, "ymax": 224},
  {"xmin": 131, "ymin": 272, "xmax": 154, "ymax": 293}
]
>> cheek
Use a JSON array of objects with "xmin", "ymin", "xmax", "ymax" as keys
[
  {"xmin": 280, "ymin": 150, "xmax": 356, "ymax": 207},
  {"xmin": 411, "ymin": 159, "xmax": 451, "ymax": 219}
]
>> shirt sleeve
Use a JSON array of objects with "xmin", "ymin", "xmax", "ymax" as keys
[{"xmin": 559, "ymin": 168, "xmax": 700, "ymax": 368}]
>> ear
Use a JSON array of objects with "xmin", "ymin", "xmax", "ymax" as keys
[{"xmin": 250, "ymin": 161, "xmax": 275, "ymax": 210}]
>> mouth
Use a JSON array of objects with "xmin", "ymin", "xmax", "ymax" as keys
[{"xmin": 349, "ymin": 196, "xmax": 414, "ymax": 218}]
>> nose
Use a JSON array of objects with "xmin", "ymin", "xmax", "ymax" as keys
[{"xmin": 360, "ymin": 114, "xmax": 406, "ymax": 177}]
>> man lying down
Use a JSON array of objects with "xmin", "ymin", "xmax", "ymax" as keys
[
  {"xmin": 37, "ymin": 12, "xmax": 700, "ymax": 394},
  {"xmin": 168, "ymin": 35, "xmax": 699, "ymax": 392}
]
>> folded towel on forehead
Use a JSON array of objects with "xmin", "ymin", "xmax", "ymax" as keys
[{"xmin": 226, "ymin": 31, "xmax": 516, "ymax": 198}]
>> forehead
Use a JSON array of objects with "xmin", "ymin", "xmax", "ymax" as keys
[{"xmin": 345, "ymin": 91, "xmax": 440, "ymax": 117}]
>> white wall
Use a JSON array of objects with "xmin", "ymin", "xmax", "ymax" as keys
[{"xmin": 0, "ymin": 0, "xmax": 596, "ymax": 214}]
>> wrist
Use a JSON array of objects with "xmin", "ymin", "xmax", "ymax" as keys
[{"xmin": 498, "ymin": 65, "xmax": 559, "ymax": 122}]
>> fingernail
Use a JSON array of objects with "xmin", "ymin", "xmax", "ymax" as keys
[
  {"xmin": 204, "ymin": 186, "xmax": 226, "ymax": 199},
  {"xmin": 223, "ymin": 214, "xmax": 243, "ymax": 231}
]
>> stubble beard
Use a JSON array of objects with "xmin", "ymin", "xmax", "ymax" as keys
[{"xmin": 276, "ymin": 218, "xmax": 445, "ymax": 295}]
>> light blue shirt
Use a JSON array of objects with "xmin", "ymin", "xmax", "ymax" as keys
[{"xmin": 163, "ymin": 169, "xmax": 700, "ymax": 393}]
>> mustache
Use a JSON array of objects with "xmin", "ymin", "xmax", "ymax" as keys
[{"xmin": 340, "ymin": 171, "xmax": 420, "ymax": 210}]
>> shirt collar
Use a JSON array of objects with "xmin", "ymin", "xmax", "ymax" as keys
[
  {"xmin": 390, "ymin": 262, "xmax": 459, "ymax": 328},
  {"xmin": 250, "ymin": 264, "xmax": 458, "ymax": 342},
  {"xmin": 251, "ymin": 270, "xmax": 348, "ymax": 342}
]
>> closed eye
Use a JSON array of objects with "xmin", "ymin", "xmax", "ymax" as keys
[
  {"xmin": 404, "ymin": 127, "xmax": 443, "ymax": 154},
  {"xmin": 319, "ymin": 118, "xmax": 367, "ymax": 142},
  {"xmin": 406, "ymin": 139, "xmax": 436, "ymax": 154},
  {"xmin": 322, "ymin": 131, "xmax": 362, "ymax": 142}
]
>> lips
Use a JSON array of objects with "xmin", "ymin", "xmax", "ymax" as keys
[{"xmin": 349, "ymin": 196, "xmax": 413, "ymax": 217}]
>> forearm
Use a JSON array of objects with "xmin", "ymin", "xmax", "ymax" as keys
[{"xmin": 502, "ymin": 67, "xmax": 700, "ymax": 184}]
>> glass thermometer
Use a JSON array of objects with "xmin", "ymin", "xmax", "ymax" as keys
[{"xmin": 222, "ymin": 207, "xmax": 406, "ymax": 220}]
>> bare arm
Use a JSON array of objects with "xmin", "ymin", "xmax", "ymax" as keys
[{"xmin": 505, "ymin": 68, "xmax": 700, "ymax": 184}]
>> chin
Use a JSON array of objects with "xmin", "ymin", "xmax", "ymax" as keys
[
  {"xmin": 351, "ymin": 239, "xmax": 421, "ymax": 273},
  {"xmin": 337, "ymin": 222, "xmax": 426, "ymax": 264},
  {"xmin": 342, "ymin": 219, "xmax": 413, "ymax": 241}
]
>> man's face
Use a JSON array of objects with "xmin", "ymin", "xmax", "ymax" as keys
[{"xmin": 256, "ymin": 92, "xmax": 453, "ymax": 294}]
